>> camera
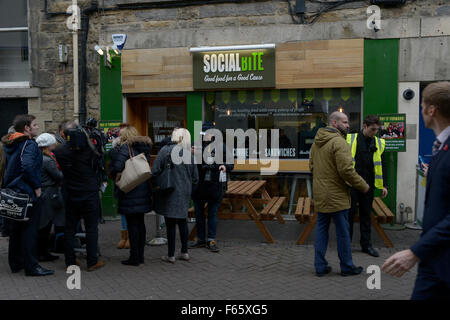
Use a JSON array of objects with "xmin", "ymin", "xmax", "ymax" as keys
[
  {"xmin": 66, "ymin": 126, "xmax": 88, "ymax": 151},
  {"xmin": 403, "ymin": 89, "xmax": 415, "ymax": 100}
]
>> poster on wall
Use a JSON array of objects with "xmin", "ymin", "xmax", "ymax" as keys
[
  {"xmin": 99, "ymin": 121, "xmax": 122, "ymax": 152},
  {"xmin": 378, "ymin": 114, "xmax": 406, "ymax": 152}
]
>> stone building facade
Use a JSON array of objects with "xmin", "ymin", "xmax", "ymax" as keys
[{"xmin": 5, "ymin": 0, "xmax": 442, "ymax": 130}]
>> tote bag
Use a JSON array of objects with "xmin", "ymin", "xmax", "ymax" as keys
[{"xmin": 116, "ymin": 144, "xmax": 152, "ymax": 193}]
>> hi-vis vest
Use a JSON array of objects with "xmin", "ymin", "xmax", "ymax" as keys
[{"xmin": 346, "ymin": 133, "xmax": 386, "ymax": 190}]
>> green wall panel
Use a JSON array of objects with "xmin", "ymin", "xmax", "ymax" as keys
[
  {"xmin": 100, "ymin": 54, "xmax": 123, "ymax": 121},
  {"xmin": 187, "ymin": 92, "xmax": 203, "ymax": 141},
  {"xmin": 364, "ymin": 39, "xmax": 399, "ymax": 216},
  {"xmin": 100, "ymin": 53, "xmax": 122, "ymax": 218}
]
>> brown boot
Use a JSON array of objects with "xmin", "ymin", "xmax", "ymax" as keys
[
  {"xmin": 117, "ymin": 230, "xmax": 128, "ymax": 249},
  {"xmin": 124, "ymin": 237, "xmax": 130, "ymax": 249},
  {"xmin": 87, "ymin": 260, "xmax": 105, "ymax": 272}
]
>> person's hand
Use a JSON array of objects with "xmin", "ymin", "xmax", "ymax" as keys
[
  {"xmin": 382, "ymin": 249, "xmax": 419, "ymax": 278},
  {"xmin": 382, "ymin": 187, "xmax": 388, "ymax": 198},
  {"xmin": 35, "ymin": 188, "xmax": 42, "ymax": 198},
  {"xmin": 421, "ymin": 163, "xmax": 429, "ymax": 177},
  {"xmin": 219, "ymin": 165, "xmax": 226, "ymax": 172}
]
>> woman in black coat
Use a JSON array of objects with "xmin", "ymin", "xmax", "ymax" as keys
[{"xmin": 109, "ymin": 126, "xmax": 152, "ymax": 266}]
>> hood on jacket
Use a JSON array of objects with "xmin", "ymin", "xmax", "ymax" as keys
[
  {"xmin": 124, "ymin": 136, "xmax": 152, "ymax": 147},
  {"xmin": 313, "ymin": 127, "xmax": 344, "ymax": 148},
  {"xmin": 1, "ymin": 133, "xmax": 29, "ymax": 147}
]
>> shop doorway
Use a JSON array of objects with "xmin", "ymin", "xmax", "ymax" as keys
[{"xmin": 126, "ymin": 97, "xmax": 187, "ymax": 156}]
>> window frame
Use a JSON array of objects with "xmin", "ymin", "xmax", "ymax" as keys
[{"xmin": 0, "ymin": 0, "xmax": 30, "ymax": 87}]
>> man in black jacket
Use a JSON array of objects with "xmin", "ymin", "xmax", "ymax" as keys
[
  {"xmin": 347, "ymin": 115, "xmax": 389, "ymax": 257},
  {"xmin": 190, "ymin": 122, "xmax": 233, "ymax": 253},
  {"xmin": 54, "ymin": 121, "xmax": 104, "ymax": 271}
]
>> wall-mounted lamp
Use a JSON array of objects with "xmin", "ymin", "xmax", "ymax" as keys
[
  {"xmin": 226, "ymin": 109, "xmax": 231, "ymax": 116},
  {"xmin": 337, "ymin": 106, "xmax": 344, "ymax": 113},
  {"xmin": 95, "ymin": 45, "xmax": 104, "ymax": 55},
  {"xmin": 112, "ymin": 44, "xmax": 120, "ymax": 55}
]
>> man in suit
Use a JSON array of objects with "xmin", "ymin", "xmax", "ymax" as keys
[{"xmin": 382, "ymin": 81, "xmax": 450, "ymax": 299}]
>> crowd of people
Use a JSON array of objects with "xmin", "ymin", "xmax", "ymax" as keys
[
  {"xmin": 0, "ymin": 81, "xmax": 448, "ymax": 300},
  {"xmin": 0, "ymin": 118, "xmax": 230, "ymax": 275}
]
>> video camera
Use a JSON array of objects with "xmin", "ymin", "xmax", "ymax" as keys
[
  {"xmin": 66, "ymin": 118, "xmax": 106, "ymax": 156},
  {"xmin": 66, "ymin": 126, "xmax": 89, "ymax": 151}
]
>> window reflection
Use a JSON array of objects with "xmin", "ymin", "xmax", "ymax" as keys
[{"xmin": 204, "ymin": 88, "xmax": 362, "ymax": 160}]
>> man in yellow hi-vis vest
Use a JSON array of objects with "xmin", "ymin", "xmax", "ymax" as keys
[{"xmin": 346, "ymin": 115, "xmax": 388, "ymax": 258}]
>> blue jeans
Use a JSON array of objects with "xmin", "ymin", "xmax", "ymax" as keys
[
  {"xmin": 314, "ymin": 209, "xmax": 355, "ymax": 273},
  {"xmin": 120, "ymin": 214, "xmax": 128, "ymax": 230},
  {"xmin": 194, "ymin": 199, "xmax": 221, "ymax": 242}
]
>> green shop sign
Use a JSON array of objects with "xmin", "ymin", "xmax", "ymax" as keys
[
  {"xmin": 378, "ymin": 114, "xmax": 406, "ymax": 152},
  {"xmin": 193, "ymin": 48, "xmax": 275, "ymax": 90}
]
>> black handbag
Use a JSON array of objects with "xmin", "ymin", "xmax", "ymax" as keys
[
  {"xmin": 0, "ymin": 141, "xmax": 33, "ymax": 222},
  {"xmin": 153, "ymin": 153, "xmax": 175, "ymax": 194}
]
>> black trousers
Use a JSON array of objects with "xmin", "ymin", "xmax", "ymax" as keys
[
  {"xmin": 64, "ymin": 193, "xmax": 99, "ymax": 268},
  {"xmin": 37, "ymin": 222, "xmax": 53, "ymax": 257},
  {"xmin": 349, "ymin": 187, "xmax": 374, "ymax": 250},
  {"xmin": 164, "ymin": 217, "xmax": 188, "ymax": 257},
  {"xmin": 124, "ymin": 213, "xmax": 146, "ymax": 263},
  {"xmin": 8, "ymin": 199, "xmax": 42, "ymax": 273},
  {"xmin": 412, "ymin": 264, "xmax": 450, "ymax": 300}
]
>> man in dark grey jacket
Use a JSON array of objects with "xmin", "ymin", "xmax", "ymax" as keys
[{"xmin": 190, "ymin": 122, "xmax": 234, "ymax": 253}]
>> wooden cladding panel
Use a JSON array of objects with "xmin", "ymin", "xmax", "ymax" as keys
[
  {"xmin": 122, "ymin": 39, "xmax": 364, "ymax": 93},
  {"xmin": 276, "ymin": 39, "xmax": 364, "ymax": 89},
  {"xmin": 122, "ymin": 48, "xmax": 193, "ymax": 93}
]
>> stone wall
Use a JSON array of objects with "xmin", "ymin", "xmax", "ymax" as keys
[{"xmin": 29, "ymin": 0, "xmax": 450, "ymax": 132}]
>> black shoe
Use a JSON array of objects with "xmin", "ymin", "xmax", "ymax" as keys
[
  {"xmin": 25, "ymin": 266, "xmax": 55, "ymax": 276},
  {"xmin": 189, "ymin": 240, "xmax": 206, "ymax": 249},
  {"xmin": 207, "ymin": 240, "xmax": 220, "ymax": 253},
  {"xmin": 362, "ymin": 247, "xmax": 379, "ymax": 257},
  {"xmin": 121, "ymin": 259, "xmax": 140, "ymax": 266},
  {"xmin": 11, "ymin": 267, "xmax": 23, "ymax": 274},
  {"xmin": 341, "ymin": 266, "xmax": 363, "ymax": 277},
  {"xmin": 38, "ymin": 253, "xmax": 59, "ymax": 262},
  {"xmin": 316, "ymin": 266, "xmax": 332, "ymax": 277}
]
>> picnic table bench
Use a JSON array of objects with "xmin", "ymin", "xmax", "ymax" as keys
[
  {"xmin": 188, "ymin": 180, "xmax": 286, "ymax": 243},
  {"xmin": 294, "ymin": 197, "xmax": 394, "ymax": 247}
]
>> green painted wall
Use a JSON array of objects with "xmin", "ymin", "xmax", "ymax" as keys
[
  {"xmin": 187, "ymin": 92, "xmax": 203, "ymax": 141},
  {"xmin": 100, "ymin": 53, "xmax": 122, "ymax": 218},
  {"xmin": 364, "ymin": 39, "xmax": 399, "ymax": 216}
]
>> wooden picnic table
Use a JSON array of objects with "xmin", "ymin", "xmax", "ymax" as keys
[{"xmin": 188, "ymin": 180, "xmax": 286, "ymax": 243}]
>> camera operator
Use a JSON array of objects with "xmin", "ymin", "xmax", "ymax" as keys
[
  {"xmin": 84, "ymin": 118, "xmax": 108, "ymax": 224},
  {"xmin": 190, "ymin": 122, "xmax": 233, "ymax": 253},
  {"xmin": 53, "ymin": 121, "xmax": 105, "ymax": 271}
]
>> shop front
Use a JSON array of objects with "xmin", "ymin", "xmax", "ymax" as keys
[{"xmin": 104, "ymin": 39, "xmax": 366, "ymax": 216}]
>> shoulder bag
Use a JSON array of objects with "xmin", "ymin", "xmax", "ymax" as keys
[
  {"xmin": 116, "ymin": 144, "xmax": 152, "ymax": 193},
  {"xmin": 153, "ymin": 152, "xmax": 175, "ymax": 194},
  {"xmin": 0, "ymin": 140, "xmax": 33, "ymax": 222}
]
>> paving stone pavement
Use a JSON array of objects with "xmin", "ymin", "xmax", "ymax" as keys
[{"xmin": 0, "ymin": 214, "xmax": 421, "ymax": 300}]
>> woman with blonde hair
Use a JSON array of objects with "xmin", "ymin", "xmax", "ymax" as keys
[
  {"xmin": 152, "ymin": 128, "xmax": 198, "ymax": 263},
  {"xmin": 110, "ymin": 126, "xmax": 152, "ymax": 266},
  {"xmin": 110, "ymin": 123, "xmax": 132, "ymax": 250}
]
